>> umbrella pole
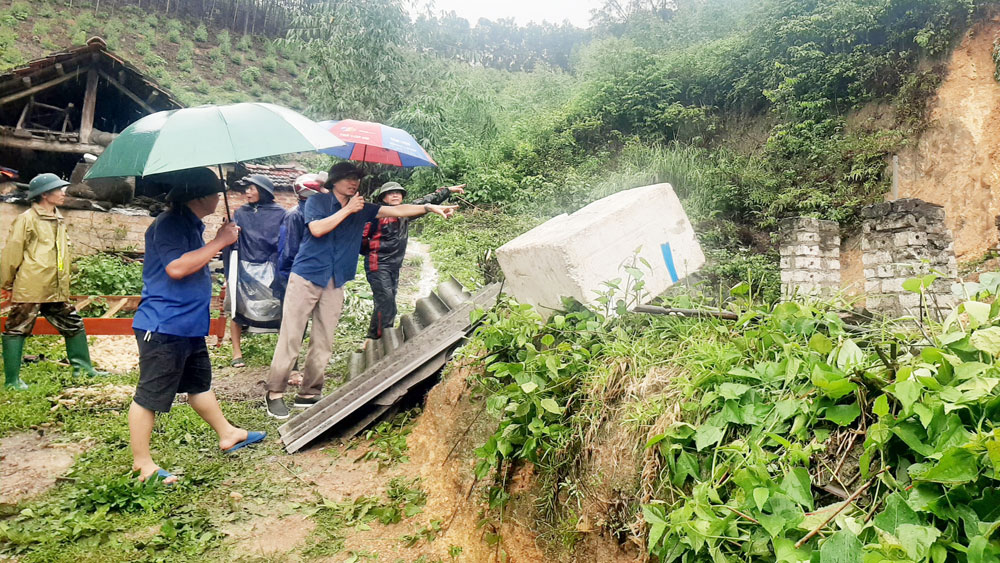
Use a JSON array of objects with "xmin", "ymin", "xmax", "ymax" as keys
[{"xmin": 218, "ymin": 164, "xmax": 231, "ymax": 220}]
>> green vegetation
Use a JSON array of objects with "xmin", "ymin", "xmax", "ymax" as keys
[
  {"xmin": 70, "ymin": 254, "xmax": 144, "ymax": 296},
  {"xmin": 5, "ymin": 0, "xmax": 1000, "ymax": 559},
  {"xmin": 465, "ymin": 273, "xmax": 1000, "ymax": 559}
]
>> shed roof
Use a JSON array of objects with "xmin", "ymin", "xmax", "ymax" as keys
[
  {"xmin": 237, "ymin": 163, "xmax": 308, "ymax": 191},
  {"xmin": 0, "ymin": 37, "xmax": 181, "ymax": 111}
]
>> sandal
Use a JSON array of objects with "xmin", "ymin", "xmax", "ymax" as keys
[{"xmin": 231, "ymin": 357, "xmax": 246, "ymax": 368}]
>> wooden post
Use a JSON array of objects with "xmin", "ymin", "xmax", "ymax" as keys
[{"xmin": 79, "ymin": 65, "xmax": 99, "ymax": 144}]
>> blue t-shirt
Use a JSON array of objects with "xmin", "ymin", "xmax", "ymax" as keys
[
  {"xmin": 291, "ymin": 193, "xmax": 380, "ymax": 289},
  {"xmin": 133, "ymin": 206, "xmax": 212, "ymax": 337}
]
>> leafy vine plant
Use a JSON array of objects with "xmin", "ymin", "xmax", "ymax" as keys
[{"xmin": 593, "ymin": 247, "xmax": 654, "ymax": 317}]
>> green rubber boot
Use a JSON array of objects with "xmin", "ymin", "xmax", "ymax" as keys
[
  {"xmin": 2, "ymin": 334, "xmax": 28, "ymax": 390},
  {"xmin": 65, "ymin": 332, "xmax": 107, "ymax": 377}
]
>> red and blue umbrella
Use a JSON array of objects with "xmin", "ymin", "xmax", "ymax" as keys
[{"xmin": 317, "ymin": 119, "xmax": 436, "ymax": 168}]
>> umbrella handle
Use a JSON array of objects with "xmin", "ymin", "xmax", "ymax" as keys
[
  {"xmin": 218, "ymin": 164, "xmax": 231, "ymax": 220},
  {"xmin": 228, "ymin": 249, "xmax": 238, "ymax": 318}
]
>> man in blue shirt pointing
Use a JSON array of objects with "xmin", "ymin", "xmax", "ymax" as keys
[{"xmin": 264, "ymin": 162, "xmax": 457, "ymax": 419}]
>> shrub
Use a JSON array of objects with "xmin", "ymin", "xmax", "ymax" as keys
[
  {"xmin": 166, "ymin": 29, "xmax": 181, "ymax": 44},
  {"xmin": 10, "ymin": 2, "xmax": 31, "ymax": 21},
  {"xmin": 177, "ymin": 59, "xmax": 194, "ymax": 73},
  {"xmin": 165, "ymin": 19, "xmax": 183, "ymax": 33},
  {"xmin": 143, "ymin": 52, "xmax": 166, "ymax": 68},
  {"xmin": 229, "ymin": 52, "xmax": 243, "ymax": 65},
  {"xmin": 222, "ymin": 78, "xmax": 238, "ymax": 91},
  {"xmin": 218, "ymin": 30, "xmax": 231, "ymax": 55},
  {"xmin": 194, "ymin": 79, "xmax": 210, "ymax": 94},
  {"xmin": 282, "ymin": 60, "xmax": 299, "ymax": 77},
  {"xmin": 264, "ymin": 41, "xmax": 276, "ymax": 57},
  {"xmin": 240, "ymin": 66, "xmax": 261, "ymax": 86},
  {"xmin": 32, "ymin": 21, "xmax": 51, "ymax": 37},
  {"xmin": 267, "ymin": 77, "xmax": 286, "ymax": 91},
  {"xmin": 71, "ymin": 254, "xmax": 143, "ymax": 296},
  {"xmin": 211, "ymin": 59, "xmax": 226, "ymax": 77},
  {"xmin": 249, "ymin": 84, "xmax": 263, "ymax": 98},
  {"xmin": 71, "ymin": 29, "xmax": 87, "ymax": 45},
  {"xmin": 236, "ymin": 35, "xmax": 252, "ymax": 51},
  {"xmin": 38, "ymin": 4, "xmax": 56, "ymax": 18},
  {"xmin": 156, "ymin": 72, "xmax": 173, "ymax": 89},
  {"xmin": 144, "ymin": 15, "xmax": 158, "ymax": 29},
  {"xmin": 0, "ymin": 30, "xmax": 24, "ymax": 70},
  {"xmin": 261, "ymin": 57, "xmax": 277, "ymax": 73},
  {"xmin": 176, "ymin": 47, "xmax": 191, "ymax": 62},
  {"xmin": 134, "ymin": 41, "xmax": 151, "ymax": 56},
  {"xmin": 207, "ymin": 47, "xmax": 223, "ymax": 62},
  {"xmin": 193, "ymin": 23, "xmax": 208, "ymax": 42}
]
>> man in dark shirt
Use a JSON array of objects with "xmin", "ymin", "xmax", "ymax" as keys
[
  {"xmin": 264, "ymin": 162, "xmax": 457, "ymax": 419},
  {"xmin": 130, "ymin": 168, "xmax": 265, "ymax": 484}
]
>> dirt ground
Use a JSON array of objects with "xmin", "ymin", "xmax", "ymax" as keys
[
  {"xmin": 897, "ymin": 19, "xmax": 1000, "ymax": 261},
  {"xmin": 220, "ymin": 367, "xmax": 548, "ymax": 562},
  {"xmin": 0, "ymin": 431, "xmax": 90, "ymax": 505}
]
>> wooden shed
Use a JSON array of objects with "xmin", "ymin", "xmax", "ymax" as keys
[{"xmin": 0, "ymin": 37, "xmax": 182, "ymax": 182}]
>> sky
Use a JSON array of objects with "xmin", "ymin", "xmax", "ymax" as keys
[{"xmin": 411, "ymin": 0, "xmax": 604, "ymax": 28}]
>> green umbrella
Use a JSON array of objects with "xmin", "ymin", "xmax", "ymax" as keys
[
  {"xmin": 84, "ymin": 102, "xmax": 345, "ymax": 179},
  {"xmin": 83, "ymin": 102, "xmax": 344, "ymax": 318}
]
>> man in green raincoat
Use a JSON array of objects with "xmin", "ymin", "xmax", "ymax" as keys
[{"xmin": 1, "ymin": 173, "xmax": 103, "ymax": 389}]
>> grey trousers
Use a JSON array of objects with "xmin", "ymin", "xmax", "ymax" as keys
[{"xmin": 267, "ymin": 273, "xmax": 343, "ymax": 396}]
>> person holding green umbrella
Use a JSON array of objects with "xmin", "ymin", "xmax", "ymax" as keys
[
  {"xmin": 130, "ymin": 168, "xmax": 265, "ymax": 484},
  {"xmin": 1, "ymin": 173, "xmax": 105, "ymax": 389}
]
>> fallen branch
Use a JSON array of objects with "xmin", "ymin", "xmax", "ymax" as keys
[
  {"xmin": 795, "ymin": 466, "xmax": 890, "ymax": 549},
  {"xmin": 724, "ymin": 506, "xmax": 760, "ymax": 524},
  {"xmin": 634, "ymin": 304, "xmax": 738, "ymax": 320}
]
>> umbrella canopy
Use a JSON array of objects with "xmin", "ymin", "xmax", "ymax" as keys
[
  {"xmin": 317, "ymin": 119, "xmax": 436, "ymax": 168},
  {"xmin": 85, "ymin": 103, "xmax": 346, "ymax": 179}
]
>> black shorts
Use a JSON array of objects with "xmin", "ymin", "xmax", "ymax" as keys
[{"xmin": 133, "ymin": 329, "xmax": 212, "ymax": 413}]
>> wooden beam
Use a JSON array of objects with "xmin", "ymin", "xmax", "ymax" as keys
[
  {"xmin": 78, "ymin": 67, "xmax": 99, "ymax": 143},
  {"xmin": 15, "ymin": 101, "xmax": 30, "ymax": 129},
  {"xmin": 97, "ymin": 70, "xmax": 154, "ymax": 113},
  {"xmin": 0, "ymin": 67, "xmax": 86, "ymax": 106},
  {"xmin": 101, "ymin": 297, "xmax": 129, "ymax": 318},
  {"xmin": 73, "ymin": 297, "xmax": 95, "ymax": 312},
  {"xmin": 145, "ymin": 90, "xmax": 159, "ymax": 105},
  {"xmin": 0, "ymin": 134, "xmax": 104, "ymax": 154},
  {"xmin": 55, "ymin": 63, "xmax": 65, "ymax": 76}
]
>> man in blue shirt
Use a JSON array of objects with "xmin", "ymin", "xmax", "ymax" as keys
[
  {"xmin": 130, "ymin": 167, "xmax": 265, "ymax": 484},
  {"xmin": 264, "ymin": 162, "xmax": 456, "ymax": 419}
]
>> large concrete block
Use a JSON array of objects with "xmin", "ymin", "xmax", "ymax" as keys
[{"xmin": 496, "ymin": 183, "xmax": 704, "ymax": 314}]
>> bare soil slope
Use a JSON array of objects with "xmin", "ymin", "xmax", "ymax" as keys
[{"xmin": 897, "ymin": 20, "xmax": 1000, "ymax": 260}]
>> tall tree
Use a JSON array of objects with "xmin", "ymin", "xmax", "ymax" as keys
[{"xmin": 287, "ymin": 0, "xmax": 409, "ymax": 121}]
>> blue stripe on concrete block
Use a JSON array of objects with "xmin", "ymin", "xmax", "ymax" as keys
[{"xmin": 661, "ymin": 242, "xmax": 679, "ymax": 283}]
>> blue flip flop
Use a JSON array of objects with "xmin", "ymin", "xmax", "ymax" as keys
[
  {"xmin": 138, "ymin": 468, "xmax": 177, "ymax": 486},
  {"xmin": 224, "ymin": 431, "xmax": 266, "ymax": 453}
]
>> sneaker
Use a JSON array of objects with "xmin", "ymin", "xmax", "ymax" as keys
[
  {"xmin": 265, "ymin": 393, "xmax": 290, "ymax": 420},
  {"xmin": 293, "ymin": 395, "xmax": 319, "ymax": 409}
]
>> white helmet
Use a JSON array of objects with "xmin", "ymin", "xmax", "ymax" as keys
[{"xmin": 292, "ymin": 172, "xmax": 328, "ymax": 200}]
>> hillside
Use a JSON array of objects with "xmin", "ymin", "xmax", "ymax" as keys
[
  {"xmin": 8, "ymin": 1, "xmax": 1000, "ymax": 562},
  {"xmin": 899, "ymin": 19, "xmax": 1000, "ymax": 260},
  {"xmin": 1, "ymin": 0, "xmax": 310, "ymax": 112}
]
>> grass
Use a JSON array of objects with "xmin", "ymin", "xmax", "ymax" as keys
[
  {"xmin": 0, "ymin": 333, "xmax": 423, "ymax": 561},
  {"xmin": 413, "ymin": 208, "xmax": 542, "ymax": 288},
  {"xmin": 0, "ymin": 336, "xmax": 288, "ymax": 562}
]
